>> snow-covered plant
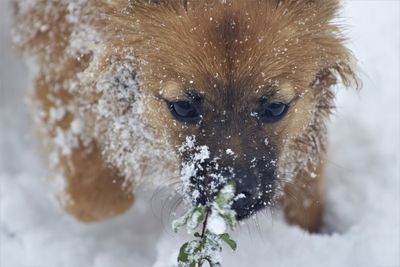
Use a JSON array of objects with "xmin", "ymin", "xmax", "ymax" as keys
[{"xmin": 173, "ymin": 182, "xmax": 237, "ymax": 267}]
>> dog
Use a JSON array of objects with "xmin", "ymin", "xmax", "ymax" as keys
[{"xmin": 13, "ymin": 0, "xmax": 357, "ymax": 232}]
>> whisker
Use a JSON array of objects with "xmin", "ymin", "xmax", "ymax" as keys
[{"xmin": 253, "ymin": 212, "xmax": 263, "ymax": 240}]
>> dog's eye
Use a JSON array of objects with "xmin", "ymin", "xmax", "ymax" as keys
[
  {"xmin": 168, "ymin": 101, "xmax": 201, "ymax": 123},
  {"xmin": 258, "ymin": 102, "xmax": 288, "ymax": 123}
]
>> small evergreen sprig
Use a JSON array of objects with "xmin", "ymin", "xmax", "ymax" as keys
[{"xmin": 172, "ymin": 183, "xmax": 237, "ymax": 267}]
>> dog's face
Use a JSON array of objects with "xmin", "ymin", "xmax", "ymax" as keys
[
  {"xmin": 157, "ymin": 79, "xmax": 305, "ymax": 219},
  {"xmin": 103, "ymin": 0, "xmax": 356, "ymax": 219}
]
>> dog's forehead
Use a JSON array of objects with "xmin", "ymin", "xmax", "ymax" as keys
[
  {"xmin": 157, "ymin": 15, "xmax": 300, "ymax": 101},
  {"xmin": 135, "ymin": 1, "xmax": 341, "ymax": 98}
]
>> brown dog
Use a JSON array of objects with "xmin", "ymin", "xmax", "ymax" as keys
[{"xmin": 13, "ymin": 0, "xmax": 357, "ymax": 232}]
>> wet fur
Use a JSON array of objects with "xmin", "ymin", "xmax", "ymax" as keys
[{"xmin": 14, "ymin": 0, "xmax": 357, "ymax": 232}]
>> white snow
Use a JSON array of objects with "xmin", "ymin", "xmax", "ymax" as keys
[
  {"xmin": 226, "ymin": 149, "xmax": 235, "ymax": 156},
  {"xmin": 207, "ymin": 213, "xmax": 227, "ymax": 235},
  {"xmin": 1, "ymin": 1, "xmax": 399, "ymax": 267}
]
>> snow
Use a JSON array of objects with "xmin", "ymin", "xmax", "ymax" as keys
[
  {"xmin": 178, "ymin": 136, "xmax": 214, "ymax": 204},
  {"xmin": 1, "ymin": 1, "xmax": 399, "ymax": 267},
  {"xmin": 207, "ymin": 214, "xmax": 226, "ymax": 235},
  {"xmin": 225, "ymin": 149, "xmax": 234, "ymax": 156}
]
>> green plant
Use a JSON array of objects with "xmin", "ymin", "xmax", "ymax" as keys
[{"xmin": 173, "ymin": 183, "xmax": 237, "ymax": 267}]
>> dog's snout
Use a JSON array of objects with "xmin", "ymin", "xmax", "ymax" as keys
[
  {"xmin": 231, "ymin": 171, "xmax": 260, "ymax": 220},
  {"xmin": 191, "ymin": 151, "xmax": 276, "ymax": 220},
  {"xmin": 235, "ymin": 174, "xmax": 258, "ymax": 199},
  {"xmin": 219, "ymin": 168, "xmax": 258, "ymax": 199}
]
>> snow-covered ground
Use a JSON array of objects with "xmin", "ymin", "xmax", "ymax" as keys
[{"xmin": 1, "ymin": 1, "xmax": 399, "ymax": 267}]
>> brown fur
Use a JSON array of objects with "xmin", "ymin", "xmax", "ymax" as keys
[{"xmin": 14, "ymin": 0, "xmax": 357, "ymax": 232}]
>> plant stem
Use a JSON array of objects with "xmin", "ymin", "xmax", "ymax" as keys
[{"xmin": 200, "ymin": 208, "xmax": 211, "ymax": 239}]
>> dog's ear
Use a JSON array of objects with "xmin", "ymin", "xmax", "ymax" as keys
[
  {"xmin": 313, "ymin": 60, "xmax": 360, "ymax": 90},
  {"xmin": 276, "ymin": 0, "xmax": 340, "ymax": 20},
  {"xmin": 275, "ymin": 0, "xmax": 360, "ymax": 90}
]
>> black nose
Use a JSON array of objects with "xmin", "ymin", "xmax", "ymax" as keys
[{"xmin": 231, "ymin": 171, "xmax": 259, "ymax": 220}]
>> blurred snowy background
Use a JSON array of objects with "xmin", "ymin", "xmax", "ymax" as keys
[{"xmin": 0, "ymin": 1, "xmax": 399, "ymax": 267}]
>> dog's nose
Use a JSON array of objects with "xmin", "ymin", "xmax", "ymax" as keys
[{"xmin": 231, "ymin": 171, "xmax": 259, "ymax": 220}]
